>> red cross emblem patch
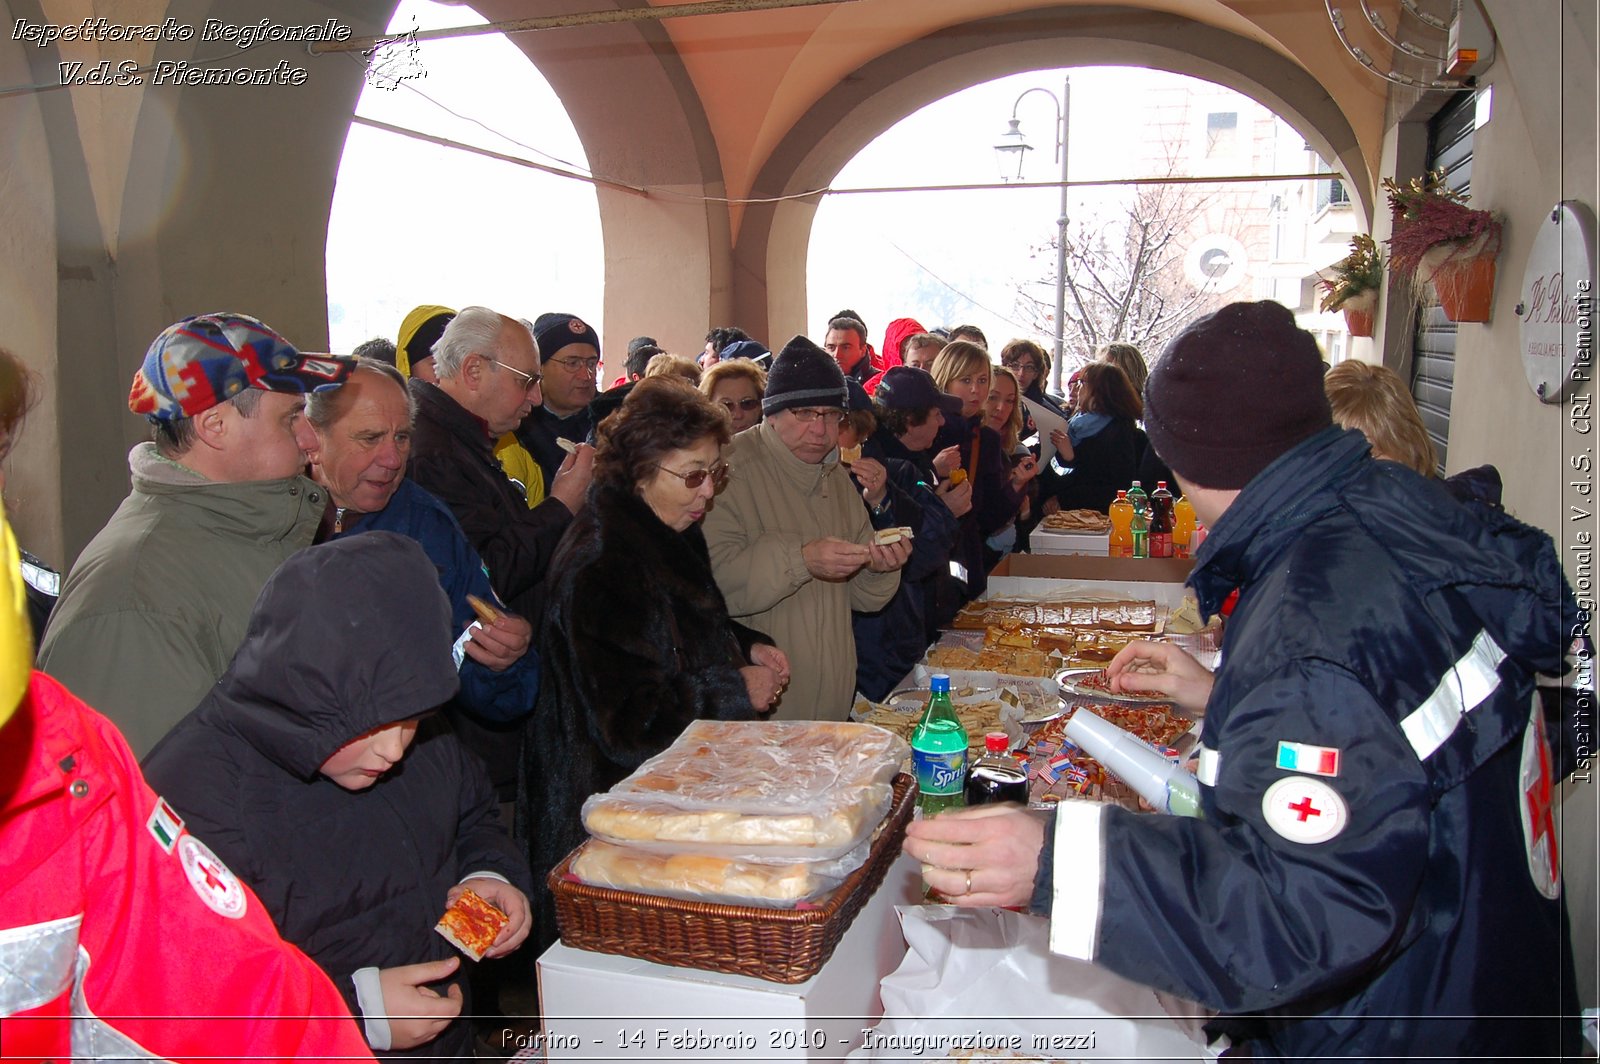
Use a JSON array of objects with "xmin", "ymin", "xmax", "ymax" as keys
[
  {"xmin": 178, "ymin": 835, "xmax": 249, "ymax": 919},
  {"xmin": 1519, "ymin": 695, "xmax": 1561, "ymax": 899},
  {"xmin": 1262, "ymin": 775, "xmax": 1349, "ymax": 844}
]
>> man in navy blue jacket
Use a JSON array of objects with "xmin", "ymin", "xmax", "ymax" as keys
[
  {"xmin": 306, "ymin": 360, "xmax": 540, "ymax": 805},
  {"xmin": 906, "ymin": 301, "xmax": 1584, "ymax": 1060}
]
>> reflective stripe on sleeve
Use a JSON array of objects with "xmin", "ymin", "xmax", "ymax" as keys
[
  {"xmin": 71, "ymin": 946, "xmax": 175, "ymax": 1062},
  {"xmin": 1047, "ymin": 799, "xmax": 1106, "ymax": 961},
  {"xmin": 0, "ymin": 914, "xmax": 81, "ymax": 1016},
  {"xmin": 1400, "ymin": 629, "xmax": 1507, "ymax": 760}
]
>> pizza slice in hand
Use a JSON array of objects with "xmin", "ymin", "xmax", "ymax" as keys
[{"xmin": 434, "ymin": 886, "xmax": 509, "ymax": 961}]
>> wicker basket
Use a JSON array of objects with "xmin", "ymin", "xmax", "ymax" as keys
[{"xmin": 549, "ymin": 773, "xmax": 915, "ymax": 984}]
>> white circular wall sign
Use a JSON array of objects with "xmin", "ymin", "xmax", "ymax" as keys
[
  {"xmin": 1517, "ymin": 201, "xmax": 1597, "ymax": 403},
  {"xmin": 1184, "ymin": 234, "xmax": 1248, "ymax": 293}
]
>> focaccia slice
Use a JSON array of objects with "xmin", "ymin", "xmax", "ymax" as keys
[{"xmin": 434, "ymin": 887, "xmax": 508, "ymax": 961}]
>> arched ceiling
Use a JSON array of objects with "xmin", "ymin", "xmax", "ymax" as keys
[{"xmin": 648, "ymin": 0, "xmax": 1391, "ymax": 207}]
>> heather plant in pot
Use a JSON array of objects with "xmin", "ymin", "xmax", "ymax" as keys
[
  {"xmin": 1383, "ymin": 171, "xmax": 1503, "ymax": 322},
  {"xmin": 1317, "ymin": 234, "xmax": 1384, "ymax": 337}
]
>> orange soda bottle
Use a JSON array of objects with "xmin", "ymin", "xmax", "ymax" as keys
[
  {"xmin": 1173, "ymin": 495, "xmax": 1197, "ymax": 557},
  {"xmin": 1108, "ymin": 491, "xmax": 1134, "ymax": 557}
]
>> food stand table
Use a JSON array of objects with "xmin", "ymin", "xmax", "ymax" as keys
[{"xmin": 535, "ymin": 853, "xmax": 924, "ymax": 1062}]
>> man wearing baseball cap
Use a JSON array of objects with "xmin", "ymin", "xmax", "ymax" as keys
[
  {"xmin": 905, "ymin": 301, "xmax": 1582, "ymax": 1059},
  {"xmin": 37, "ymin": 312, "xmax": 352, "ymax": 755}
]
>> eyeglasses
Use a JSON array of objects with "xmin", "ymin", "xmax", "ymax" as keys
[
  {"xmin": 487, "ymin": 358, "xmax": 542, "ymax": 394},
  {"xmin": 787, "ymin": 408, "xmax": 849, "ymax": 427},
  {"xmin": 719, "ymin": 397, "xmax": 762, "ymax": 412},
  {"xmin": 550, "ymin": 355, "xmax": 601, "ymax": 374},
  {"xmin": 656, "ymin": 461, "xmax": 730, "ymax": 490}
]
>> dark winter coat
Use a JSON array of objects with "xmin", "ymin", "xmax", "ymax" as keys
[
  {"xmin": 851, "ymin": 438, "xmax": 958, "ymax": 700},
  {"xmin": 1032, "ymin": 428, "xmax": 1581, "ymax": 1060},
  {"xmin": 332, "ymin": 477, "xmax": 541, "ymax": 800},
  {"xmin": 516, "ymin": 403, "xmax": 594, "ymax": 492},
  {"xmin": 1044, "ymin": 414, "xmax": 1147, "ymax": 513},
  {"xmin": 519, "ymin": 484, "xmax": 768, "ymax": 955},
  {"xmin": 144, "ymin": 534, "xmax": 532, "ymax": 1062},
  {"xmin": 407, "ymin": 379, "xmax": 573, "ymax": 619},
  {"xmin": 930, "ymin": 415, "xmax": 1025, "ymax": 611}
]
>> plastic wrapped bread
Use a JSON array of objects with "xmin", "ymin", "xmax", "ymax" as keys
[
  {"xmin": 581, "ymin": 720, "xmax": 909, "ymax": 860},
  {"xmin": 569, "ymin": 839, "xmax": 869, "ymax": 906}
]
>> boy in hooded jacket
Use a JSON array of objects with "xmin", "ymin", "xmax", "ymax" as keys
[{"xmin": 144, "ymin": 533, "xmax": 533, "ymax": 1061}]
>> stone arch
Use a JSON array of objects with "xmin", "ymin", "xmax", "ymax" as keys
[
  {"xmin": 475, "ymin": 0, "xmax": 730, "ymax": 358},
  {"xmin": 733, "ymin": 4, "xmax": 1371, "ymax": 342}
]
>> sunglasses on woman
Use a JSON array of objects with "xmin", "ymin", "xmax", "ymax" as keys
[
  {"xmin": 718, "ymin": 397, "xmax": 762, "ymax": 412},
  {"xmin": 656, "ymin": 461, "xmax": 731, "ymax": 490}
]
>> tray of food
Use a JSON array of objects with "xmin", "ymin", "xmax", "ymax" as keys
[
  {"xmin": 1026, "ymin": 701, "xmax": 1197, "ymax": 811},
  {"xmin": 950, "ymin": 597, "xmax": 1162, "ymax": 633},
  {"xmin": 1040, "ymin": 508, "xmax": 1112, "ymax": 533},
  {"xmin": 1055, "ymin": 666, "xmax": 1190, "ymax": 709}
]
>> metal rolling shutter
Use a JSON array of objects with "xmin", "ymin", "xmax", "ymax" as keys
[{"xmin": 1409, "ymin": 92, "xmax": 1476, "ymax": 474}]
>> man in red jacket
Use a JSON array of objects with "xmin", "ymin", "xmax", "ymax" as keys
[{"xmin": 1, "ymin": 501, "xmax": 375, "ymax": 1062}]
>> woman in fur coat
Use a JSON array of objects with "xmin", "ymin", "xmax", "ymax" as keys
[{"xmin": 518, "ymin": 377, "xmax": 790, "ymax": 957}]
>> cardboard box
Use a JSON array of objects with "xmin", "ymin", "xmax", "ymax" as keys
[
  {"xmin": 536, "ymin": 854, "xmax": 923, "ymax": 1062},
  {"xmin": 1029, "ymin": 528, "xmax": 1110, "ymax": 556},
  {"xmin": 991, "ymin": 552, "xmax": 1194, "ymax": 584}
]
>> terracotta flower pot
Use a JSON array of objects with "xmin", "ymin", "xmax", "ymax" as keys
[
  {"xmin": 1339, "ymin": 290, "xmax": 1378, "ymax": 337},
  {"xmin": 1343, "ymin": 307, "xmax": 1375, "ymax": 337},
  {"xmin": 1431, "ymin": 256, "xmax": 1496, "ymax": 322}
]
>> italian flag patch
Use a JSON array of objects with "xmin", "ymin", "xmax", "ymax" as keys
[
  {"xmin": 1275, "ymin": 741, "xmax": 1341, "ymax": 778},
  {"xmin": 146, "ymin": 797, "xmax": 185, "ymax": 854}
]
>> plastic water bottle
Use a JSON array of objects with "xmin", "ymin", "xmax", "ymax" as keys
[
  {"xmin": 911, "ymin": 674, "xmax": 968, "ymax": 817},
  {"xmin": 1149, "ymin": 481, "xmax": 1175, "ymax": 558},
  {"xmin": 1108, "ymin": 490, "xmax": 1134, "ymax": 557},
  {"xmin": 965, "ymin": 732, "xmax": 1030, "ymax": 806}
]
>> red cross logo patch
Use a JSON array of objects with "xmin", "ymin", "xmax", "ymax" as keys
[
  {"xmin": 1262, "ymin": 775, "xmax": 1348, "ymax": 844},
  {"xmin": 1519, "ymin": 695, "xmax": 1561, "ymax": 899},
  {"xmin": 178, "ymin": 835, "xmax": 249, "ymax": 919}
]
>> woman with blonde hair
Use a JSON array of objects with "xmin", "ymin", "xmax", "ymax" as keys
[
  {"xmin": 1323, "ymin": 361, "xmax": 1436, "ymax": 474},
  {"xmin": 700, "ymin": 358, "xmax": 767, "ymax": 435},
  {"xmin": 1324, "ymin": 360, "xmax": 1503, "ymax": 508},
  {"xmin": 929, "ymin": 341, "xmax": 1035, "ymax": 604},
  {"xmin": 644, "ymin": 352, "xmax": 703, "ymax": 387},
  {"xmin": 980, "ymin": 366, "xmax": 1038, "ymax": 562}
]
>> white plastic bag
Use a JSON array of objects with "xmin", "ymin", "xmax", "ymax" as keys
[{"xmin": 851, "ymin": 905, "xmax": 1215, "ymax": 1062}]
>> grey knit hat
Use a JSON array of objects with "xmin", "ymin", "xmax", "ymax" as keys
[{"xmin": 762, "ymin": 335, "xmax": 848, "ymax": 416}]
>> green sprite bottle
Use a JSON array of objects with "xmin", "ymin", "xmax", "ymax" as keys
[{"xmin": 911, "ymin": 674, "xmax": 968, "ymax": 817}]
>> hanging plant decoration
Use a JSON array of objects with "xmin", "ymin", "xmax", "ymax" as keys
[
  {"xmin": 1317, "ymin": 234, "xmax": 1384, "ymax": 336},
  {"xmin": 1383, "ymin": 171, "xmax": 1503, "ymax": 321}
]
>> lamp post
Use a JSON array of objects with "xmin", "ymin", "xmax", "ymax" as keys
[{"xmin": 995, "ymin": 76, "xmax": 1071, "ymax": 394}]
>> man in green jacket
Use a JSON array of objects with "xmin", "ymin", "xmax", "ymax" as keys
[
  {"xmin": 37, "ymin": 313, "xmax": 352, "ymax": 756},
  {"xmin": 703, "ymin": 335, "xmax": 908, "ymax": 720}
]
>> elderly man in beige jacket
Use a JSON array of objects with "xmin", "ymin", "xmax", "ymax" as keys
[{"xmin": 703, "ymin": 335, "xmax": 908, "ymax": 720}]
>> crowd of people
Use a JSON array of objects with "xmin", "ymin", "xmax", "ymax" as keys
[{"xmin": 0, "ymin": 295, "xmax": 1587, "ymax": 1060}]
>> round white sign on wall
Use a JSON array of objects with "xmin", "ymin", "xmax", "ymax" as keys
[
  {"xmin": 1184, "ymin": 234, "xmax": 1248, "ymax": 293},
  {"xmin": 1517, "ymin": 201, "xmax": 1597, "ymax": 403}
]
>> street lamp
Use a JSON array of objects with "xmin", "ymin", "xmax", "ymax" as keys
[{"xmin": 995, "ymin": 77, "xmax": 1071, "ymax": 393}]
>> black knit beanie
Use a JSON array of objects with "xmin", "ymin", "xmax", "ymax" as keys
[
  {"xmin": 762, "ymin": 335, "xmax": 848, "ymax": 417},
  {"xmin": 532, "ymin": 313, "xmax": 599, "ymax": 363},
  {"xmin": 1144, "ymin": 300, "xmax": 1333, "ymax": 489}
]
